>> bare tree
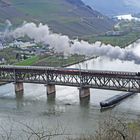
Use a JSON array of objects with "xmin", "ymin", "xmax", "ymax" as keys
[{"xmin": 67, "ymin": 114, "xmax": 140, "ymax": 140}]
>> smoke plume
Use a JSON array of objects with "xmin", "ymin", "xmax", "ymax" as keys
[{"xmin": 6, "ymin": 22, "xmax": 140, "ymax": 64}]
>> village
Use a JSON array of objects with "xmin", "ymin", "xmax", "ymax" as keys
[
  {"xmin": 0, "ymin": 35, "xmax": 86, "ymax": 67},
  {"xmin": 0, "ymin": 35, "xmax": 55, "ymax": 65}
]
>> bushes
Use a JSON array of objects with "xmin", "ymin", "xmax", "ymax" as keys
[
  {"xmin": 68, "ymin": 115, "xmax": 140, "ymax": 140},
  {"xmin": 1, "ymin": 114, "xmax": 140, "ymax": 139}
]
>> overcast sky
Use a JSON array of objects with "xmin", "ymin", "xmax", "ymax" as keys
[
  {"xmin": 82, "ymin": 0, "xmax": 140, "ymax": 16},
  {"xmin": 124, "ymin": 0, "xmax": 140, "ymax": 7}
]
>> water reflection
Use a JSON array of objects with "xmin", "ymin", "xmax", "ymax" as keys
[
  {"xmin": 47, "ymin": 93, "xmax": 56, "ymax": 105},
  {"xmin": 100, "ymin": 106, "xmax": 115, "ymax": 113},
  {"xmin": 15, "ymin": 91, "xmax": 24, "ymax": 109},
  {"xmin": 80, "ymin": 96, "xmax": 90, "ymax": 107}
]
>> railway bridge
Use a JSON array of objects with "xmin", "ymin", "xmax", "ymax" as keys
[{"xmin": 0, "ymin": 65, "xmax": 140, "ymax": 99}]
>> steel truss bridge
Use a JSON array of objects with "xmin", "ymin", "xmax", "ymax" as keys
[{"xmin": 0, "ymin": 65, "xmax": 140, "ymax": 92}]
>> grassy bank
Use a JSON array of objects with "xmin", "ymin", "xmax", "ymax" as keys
[
  {"xmin": 68, "ymin": 117, "xmax": 140, "ymax": 140},
  {"xmin": 16, "ymin": 56, "xmax": 40, "ymax": 66},
  {"xmin": 1, "ymin": 114, "xmax": 140, "ymax": 140},
  {"xmin": 16, "ymin": 54, "xmax": 86, "ymax": 67},
  {"xmin": 84, "ymin": 32, "xmax": 140, "ymax": 48}
]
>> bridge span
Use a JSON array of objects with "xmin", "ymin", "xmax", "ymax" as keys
[{"xmin": 0, "ymin": 65, "xmax": 140, "ymax": 99}]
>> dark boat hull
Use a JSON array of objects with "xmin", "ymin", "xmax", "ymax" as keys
[{"xmin": 100, "ymin": 92, "xmax": 135, "ymax": 108}]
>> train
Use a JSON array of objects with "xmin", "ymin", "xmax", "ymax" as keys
[
  {"xmin": 0, "ymin": 65, "xmax": 140, "ymax": 77},
  {"xmin": 136, "ymin": 72, "xmax": 140, "ymax": 76}
]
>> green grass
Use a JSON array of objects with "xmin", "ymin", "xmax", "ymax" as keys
[
  {"xmin": 35, "ymin": 55, "xmax": 85, "ymax": 67},
  {"xmin": 0, "ymin": 48, "xmax": 19, "ymax": 64},
  {"xmin": 84, "ymin": 32, "xmax": 140, "ymax": 47},
  {"xmin": 16, "ymin": 56, "xmax": 40, "ymax": 66},
  {"xmin": 59, "ymin": 17, "xmax": 81, "ymax": 24},
  {"xmin": 16, "ymin": 3, "xmax": 61, "ymax": 17},
  {"xmin": 10, "ymin": 0, "xmax": 69, "ymax": 21},
  {"xmin": 15, "ymin": 54, "xmax": 85, "ymax": 67}
]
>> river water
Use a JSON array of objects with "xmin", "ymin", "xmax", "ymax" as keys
[{"xmin": 0, "ymin": 57, "xmax": 140, "ymax": 139}]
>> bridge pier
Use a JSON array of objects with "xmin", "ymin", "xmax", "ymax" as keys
[
  {"xmin": 79, "ymin": 87, "xmax": 90, "ymax": 99},
  {"xmin": 15, "ymin": 90, "xmax": 24, "ymax": 109},
  {"xmin": 14, "ymin": 82, "xmax": 24, "ymax": 93},
  {"xmin": 46, "ymin": 84, "xmax": 56, "ymax": 96}
]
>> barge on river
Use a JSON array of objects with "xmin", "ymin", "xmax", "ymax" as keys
[{"xmin": 100, "ymin": 92, "xmax": 135, "ymax": 108}]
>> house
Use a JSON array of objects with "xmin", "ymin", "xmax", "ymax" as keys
[
  {"xmin": 105, "ymin": 31, "xmax": 128, "ymax": 36},
  {"xmin": 0, "ymin": 57, "xmax": 6, "ymax": 64},
  {"xmin": 0, "ymin": 42, "xmax": 3, "ymax": 50}
]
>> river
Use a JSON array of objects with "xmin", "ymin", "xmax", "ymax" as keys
[{"xmin": 0, "ymin": 57, "xmax": 140, "ymax": 139}]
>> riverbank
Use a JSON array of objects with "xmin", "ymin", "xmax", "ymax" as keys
[
  {"xmin": 83, "ymin": 32, "xmax": 140, "ymax": 48},
  {"xmin": 16, "ymin": 54, "xmax": 96, "ymax": 68},
  {"xmin": 62, "ymin": 56, "xmax": 97, "ymax": 67},
  {"xmin": 0, "ymin": 82, "xmax": 8, "ymax": 86}
]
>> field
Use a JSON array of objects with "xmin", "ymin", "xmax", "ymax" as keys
[
  {"xmin": 16, "ymin": 54, "xmax": 85, "ymax": 67},
  {"xmin": 16, "ymin": 56, "xmax": 40, "ymax": 66},
  {"xmin": 84, "ymin": 32, "xmax": 140, "ymax": 47}
]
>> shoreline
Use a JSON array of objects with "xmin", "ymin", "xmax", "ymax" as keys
[
  {"xmin": 62, "ymin": 56, "xmax": 97, "ymax": 67},
  {"xmin": 0, "ymin": 82, "xmax": 8, "ymax": 86}
]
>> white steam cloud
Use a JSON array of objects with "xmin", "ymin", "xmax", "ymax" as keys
[
  {"xmin": 7, "ymin": 22, "xmax": 140, "ymax": 64},
  {"xmin": 5, "ymin": 20, "xmax": 12, "ymax": 27}
]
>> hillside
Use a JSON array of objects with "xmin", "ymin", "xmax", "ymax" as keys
[
  {"xmin": 134, "ymin": 13, "xmax": 140, "ymax": 18},
  {"xmin": 0, "ymin": 0, "xmax": 114, "ymax": 37},
  {"xmin": 82, "ymin": 0, "xmax": 140, "ymax": 16}
]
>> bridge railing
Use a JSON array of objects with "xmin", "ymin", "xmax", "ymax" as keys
[{"xmin": 0, "ymin": 65, "xmax": 140, "ymax": 92}]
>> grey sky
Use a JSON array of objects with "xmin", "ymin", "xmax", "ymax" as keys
[{"xmin": 124, "ymin": 0, "xmax": 140, "ymax": 7}]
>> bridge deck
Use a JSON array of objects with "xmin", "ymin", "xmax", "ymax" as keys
[{"xmin": 0, "ymin": 65, "xmax": 140, "ymax": 92}]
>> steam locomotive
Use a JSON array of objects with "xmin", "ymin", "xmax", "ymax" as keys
[{"xmin": 136, "ymin": 72, "xmax": 140, "ymax": 76}]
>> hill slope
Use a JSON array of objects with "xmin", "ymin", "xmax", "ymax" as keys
[
  {"xmin": 0, "ymin": 0, "xmax": 114, "ymax": 37},
  {"xmin": 82, "ymin": 0, "xmax": 140, "ymax": 16}
]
